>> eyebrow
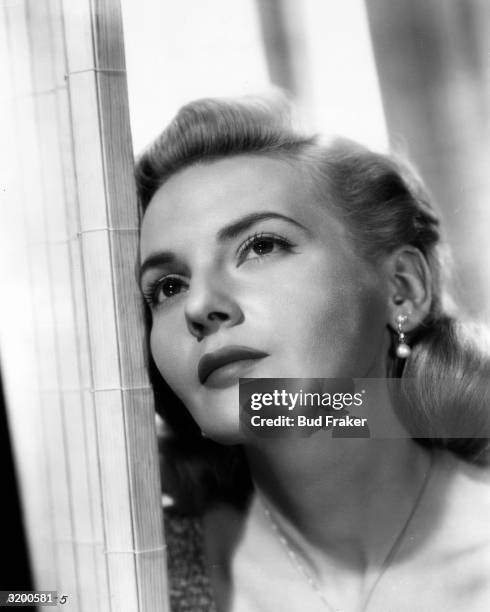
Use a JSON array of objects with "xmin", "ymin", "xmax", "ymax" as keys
[
  {"xmin": 216, "ymin": 212, "xmax": 309, "ymax": 241},
  {"xmin": 139, "ymin": 211, "xmax": 308, "ymax": 287},
  {"xmin": 138, "ymin": 251, "xmax": 176, "ymax": 288}
]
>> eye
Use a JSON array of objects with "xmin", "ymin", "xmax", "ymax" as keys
[
  {"xmin": 250, "ymin": 237, "xmax": 275, "ymax": 256},
  {"xmin": 143, "ymin": 275, "xmax": 188, "ymax": 308},
  {"xmin": 237, "ymin": 232, "xmax": 294, "ymax": 264}
]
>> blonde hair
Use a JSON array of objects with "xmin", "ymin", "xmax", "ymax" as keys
[{"xmin": 136, "ymin": 95, "xmax": 489, "ymax": 502}]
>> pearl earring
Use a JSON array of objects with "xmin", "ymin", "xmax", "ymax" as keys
[{"xmin": 396, "ymin": 314, "xmax": 411, "ymax": 359}]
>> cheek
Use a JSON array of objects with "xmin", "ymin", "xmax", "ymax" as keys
[
  {"xmin": 149, "ymin": 319, "xmax": 188, "ymax": 389},
  {"xmin": 265, "ymin": 254, "xmax": 369, "ymax": 327},
  {"xmin": 264, "ymin": 257, "xmax": 387, "ymax": 370},
  {"xmin": 311, "ymin": 284, "xmax": 388, "ymax": 374}
]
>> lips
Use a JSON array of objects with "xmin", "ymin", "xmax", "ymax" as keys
[{"xmin": 198, "ymin": 346, "xmax": 269, "ymax": 386}]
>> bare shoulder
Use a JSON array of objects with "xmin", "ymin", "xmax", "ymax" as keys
[
  {"xmin": 416, "ymin": 450, "xmax": 490, "ymax": 609},
  {"xmin": 445, "ymin": 452, "xmax": 490, "ymax": 585},
  {"xmin": 436, "ymin": 450, "xmax": 490, "ymax": 539},
  {"xmin": 375, "ymin": 452, "xmax": 490, "ymax": 611}
]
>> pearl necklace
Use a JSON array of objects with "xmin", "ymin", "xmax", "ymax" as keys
[{"xmin": 261, "ymin": 454, "xmax": 434, "ymax": 612}]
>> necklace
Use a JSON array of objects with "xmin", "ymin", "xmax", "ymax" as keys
[{"xmin": 261, "ymin": 453, "xmax": 434, "ymax": 612}]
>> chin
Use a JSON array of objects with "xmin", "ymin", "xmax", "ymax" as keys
[
  {"xmin": 200, "ymin": 415, "xmax": 245, "ymax": 445},
  {"xmin": 188, "ymin": 395, "xmax": 244, "ymax": 445}
]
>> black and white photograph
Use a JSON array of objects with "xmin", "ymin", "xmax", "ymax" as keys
[{"xmin": 1, "ymin": 1, "xmax": 489, "ymax": 611}]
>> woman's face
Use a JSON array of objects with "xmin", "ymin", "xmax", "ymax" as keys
[{"xmin": 140, "ymin": 155, "xmax": 391, "ymax": 442}]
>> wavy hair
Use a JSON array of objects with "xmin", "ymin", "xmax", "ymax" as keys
[{"xmin": 136, "ymin": 95, "xmax": 489, "ymax": 514}]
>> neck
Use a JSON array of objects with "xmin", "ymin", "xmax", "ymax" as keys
[{"xmin": 245, "ymin": 432, "xmax": 432, "ymax": 573}]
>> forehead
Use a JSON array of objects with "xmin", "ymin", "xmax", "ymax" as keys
[{"xmin": 140, "ymin": 155, "xmax": 338, "ymax": 256}]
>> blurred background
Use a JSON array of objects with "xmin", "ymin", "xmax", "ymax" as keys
[{"xmin": 1, "ymin": 0, "xmax": 489, "ymax": 600}]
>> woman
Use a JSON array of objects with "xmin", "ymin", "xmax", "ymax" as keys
[{"xmin": 136, "ymin": 95, "xmax": 490, "ymax": 611}]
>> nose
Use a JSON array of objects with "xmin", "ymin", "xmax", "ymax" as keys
[{"xmin": 184, "ymin": 273, "xmax": 244, "ymax": 341}]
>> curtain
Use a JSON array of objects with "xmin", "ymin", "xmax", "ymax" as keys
[{"xmin": 0, "ymin": 1, "xmax": 167, "ymax": 609}]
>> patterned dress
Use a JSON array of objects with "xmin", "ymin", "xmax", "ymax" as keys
[{"xmin": 165, "ymin": 512, "xmax": 218, "ymax": 612}]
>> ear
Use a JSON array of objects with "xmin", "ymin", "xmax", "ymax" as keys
[{"xmin": 384, "ymin": 247, "xmax": 432, "ymax": 332}]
